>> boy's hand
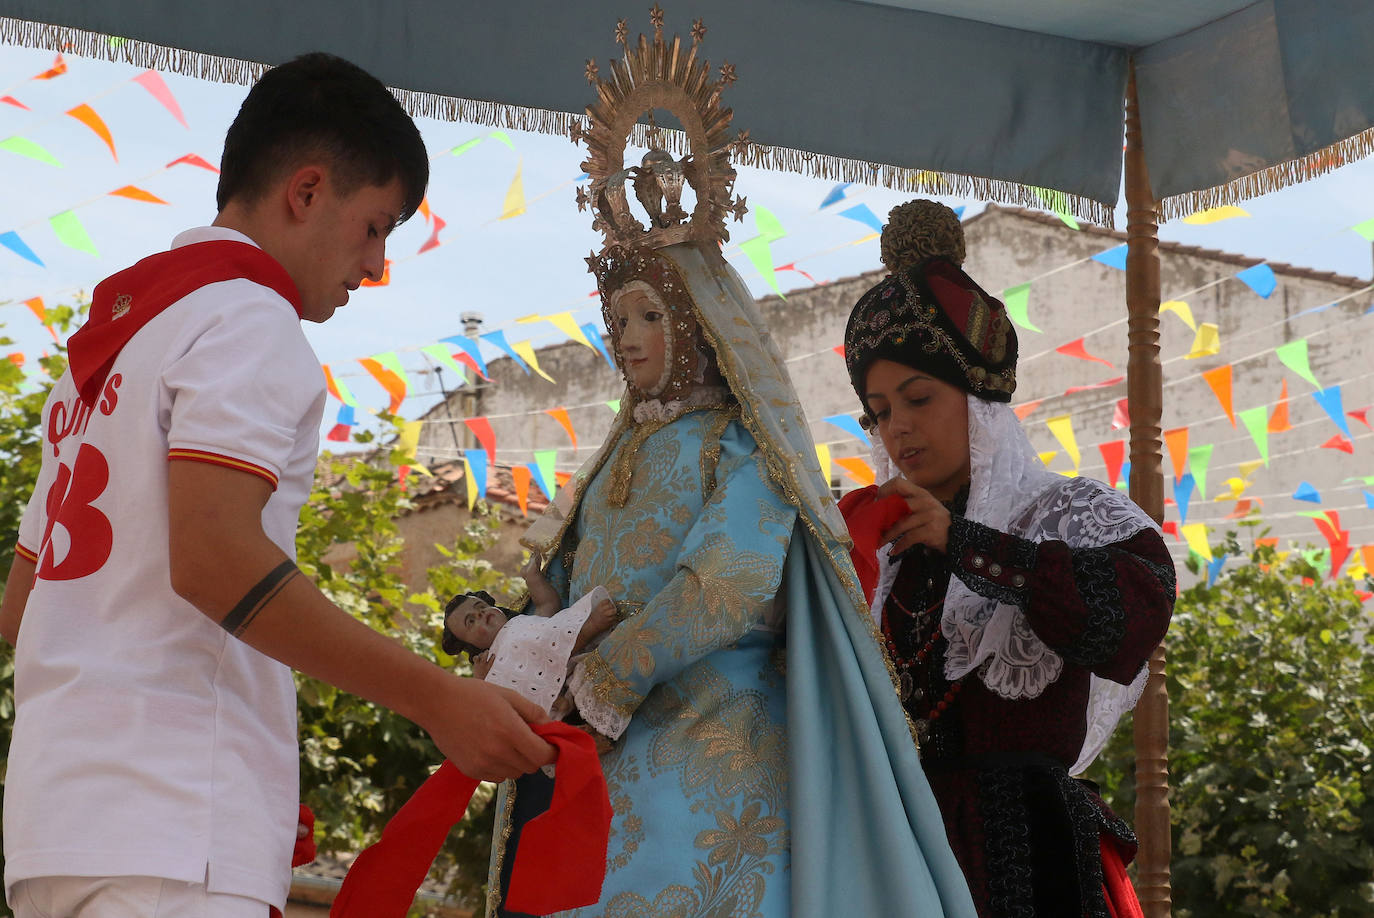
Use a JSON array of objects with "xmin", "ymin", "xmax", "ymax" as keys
[{"xmin": 588, "ymin": 598, "xmax": 618, "ymax": 634}]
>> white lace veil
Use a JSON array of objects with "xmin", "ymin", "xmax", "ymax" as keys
[{"xmin": 869, "ymin": 395, "xmax": 1157, "ymax": 774}]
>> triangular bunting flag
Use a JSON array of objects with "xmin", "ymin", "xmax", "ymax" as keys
[
  {"xmin": 358, "ymin": 354, "xmax": 407, "ymax": 414},
  {"xmin": 464, "ymin": 449, "xmax": 488, "ymax": 502},
  {"xmin": 512, "ymin": 341, "xmax": 555, "ymax": 382},
  {"xmin": 545, "ymin": 313, "xmax": 594, "ymax": 350},
  {"xmin": 1236, "ymin": 263, "xmax": 1277, "ymax": 298},
  {"xmin": 1312, "ymin": 386, "xmax": 1352, "ymax": 438},
  {"xmin": 1180, "ymin": 522, "xmax": 1212, "ymax": 561},
  {"xmin": 1054, "ymin": 338, "xmax": 1113, "ymax": 369},
  {"xmin": 511, "ymin": 465, "xmax": 532, "ymax": 517},
  {"xmin": 833, "ymin": 457, "xmax": 875, "ymax": 487},
  {"xmin": 1183, "ymin": 323, "xmax": 1220, "ymax": 359},
  {"xmin": 1349, "ymin": 407, "xmax": 1372, "ymax": 428},
  {"xmin": 1275, "ymin": 339, "xmax": 1320, "ymax": 389},
  {"xmin": 0, "ymin": 136, "xmax": 62, "ymax": 167},
  {"xmin": 418, "ymin": 214, "xmax": 447, "ymax": 254},
  {"xmin": 1012, "ymin": 399, "xmax": 1042, "ymax": 421},
  {"xmin": 822, "ymin": 414, "xmax": 870, "ymax": 446},
  {"xmin": 1238, "ymin": 406, "xmax": 1269, "ymax": 464},
  {"xmin": 580, "ymin": 322, "xmax": 616, "ymax": 369},
  {"xmin": 1001, "ymin": 283, "xmax": 1041, "ymax": 333},
  {"xmin": 1098, "ymin": 440, "xmax": 1126, "ymax": 490},
  {"xmin": 816, "ymin": 443, "xmax": 833, "ymax": 485},
  {"xmin": 1183, "ymin": 205, "xmax": 1249, "ymax": 225},
  {"xmin": 1091, "ymin": 244, "xmax": 1128, "ymax": 271},
  {"xmin": 532, "ymin": 450, "xmax": 558, "ymax": 500},
  {"xmin": 1293, "ymin": 481, "xmax": 1321, "ymax": 503},
  {"xmin": 499, "ymin": 159, "xmax": 526, "ymax": 220},
  {"xmin": 66, "ymin": 104, "xmax": 118, "ymax": 161},
  {"xmin": 442, "ymin": 335, "xmax": 489, "ymax": 376},
  {"xmin": 819, "ymin": 182, "xmax": 853, "ymax": 209},
  {"xmin": 1158, "ymin": 300, "xmax": 1196, "ymax": 331},
  {"xmin": 1201, "ymin": 365, "xmax": 1235, "ymax": 425},
  {"xmin": 1321, "ymin": 435, "xmax": 1354, "ymax": 454},
  {"xmin": 360, "ymin": 259, "xmax": 391, "ymax": 287},
  {"xmin": 461, "ymin": 455, "xmax": 478, "ymax": 508},
  {"xmin": 419, "ymin": 344, "xmax": 470, "ymax": 383},
  {"xmin": 1111, "ymin": 399, "xmax": 1130, "ymax": 431},
  {"xmin": 837, "ymin": 203, "xmax": 883, "ymax": 233},
  {"xmin": 1174, "ymin": 474, "xmax": 1196, "ymax": 524},
  {"xmin": 1038, "ymin": 450, "xmax": 1058, "ymax": 467},
  {"xmin": 109, "ymin": 185, "xmax": 169, "ymax": 204},
  {"xmin": 322, "ymin": 364, "xmax": 358, "ymax": 407},
  {"xmin": 167, "ymin": 153, "xmax": 219, "ymax": 172},
  {"xmin": 49, "ymin": 210, "xmax": 98, "ymax": 256},
  {"xmin": 1268, "ymin": 378, "xmax": 1292, "ymax": 432},
  {"xmin": 481, "ymin": 330, "xmax": 528, "ymax": 372},
  {"xmin": 1045, "ymin": 415, "xmax": 1081, "ymax": 469},
  {"xmin": 545, "ymin": 407, "xmax": 578, "ymax": 450},
  {"xmin": 132, "ymin": 69, "xmax": 188, "ymax": 127},
  {"xmin": 1163, "ymin": 427, "xmax": 1189, "ymax": 480},
  {"xmin": 1187, "ymin": 444, "xmax": 1213, "ymax": 499},
  {"xmin": 463, "ymin": 416, "xmax": 498, "ymax": 466}
]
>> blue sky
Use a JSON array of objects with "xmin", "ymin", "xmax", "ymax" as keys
[{"xmin": 3, "ymin": 43, "xmax": 1373, "ymax": 445}]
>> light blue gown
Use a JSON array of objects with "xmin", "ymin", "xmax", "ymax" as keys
[{"xmin": 487, "ymin": 400, "xmax": 977, "ymax": 918}]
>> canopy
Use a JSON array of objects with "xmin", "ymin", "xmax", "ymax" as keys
[{"xmin": 2, "ymin": 0, "xmax": 1373, "ymax": 223}]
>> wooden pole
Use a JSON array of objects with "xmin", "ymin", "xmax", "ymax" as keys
[{"xmin": 1124, "ymin": 60, "xmax": 1172, "ymax": 918}]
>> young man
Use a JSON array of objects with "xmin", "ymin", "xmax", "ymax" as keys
[{"xmin": 0, "ymin": 53, "xmax": 554, "ymax": 918}]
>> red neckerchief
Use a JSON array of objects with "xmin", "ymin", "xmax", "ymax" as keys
[
  {"xmin": 330, "ymin": 722, "xmax": 611, "ymax": 918},
  {"xmin": 67, "ymin": 239, "xmax": 301, "ymax": 405}
]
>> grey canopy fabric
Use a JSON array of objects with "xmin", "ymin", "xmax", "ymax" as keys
[{"xmin": 2, "ymin": 0, "xmax": 1371, "ymax": 222}]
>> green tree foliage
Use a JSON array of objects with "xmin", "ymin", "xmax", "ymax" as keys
[
  {"xmin": 1089, "ymin": 534, "xmax": 1374, "ymax": 917},
  {"xmin": 0, "ymin": 307, "xmax": 510, "ymax": 911}
]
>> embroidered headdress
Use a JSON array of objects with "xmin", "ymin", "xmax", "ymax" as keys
[{"xmin": 844, "ymin": 200, "xmax": 1017, "ymax": 407}]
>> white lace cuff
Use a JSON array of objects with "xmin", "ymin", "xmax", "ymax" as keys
[{"xmin": 567, "ymin": 659, "xmax": 631, "ymax": 740}]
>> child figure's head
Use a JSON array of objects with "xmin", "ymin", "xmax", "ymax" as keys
[{"xmin": 441, "ymin": 591, "xmax": 516, "ymax": 659}]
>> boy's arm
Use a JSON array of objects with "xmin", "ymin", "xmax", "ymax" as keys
[
  {"xmin": 167, "ymin": 460, "xmax": 555, "ymax": 781},
  {"xmin": 572, "ymin": 597, "xmax": 617, "ymax": 654},
  {"xmin": 0, "ymin": 555, "xmax": 36, "ymax": 645},
  {"xmin": 522, "ymin": 552, "xmax": 563, "ymax": 617}
]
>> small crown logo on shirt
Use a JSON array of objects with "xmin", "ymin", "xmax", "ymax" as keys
[{"xmin": 111, "ymin": 294, "xmax": 133, "ymax": 319}]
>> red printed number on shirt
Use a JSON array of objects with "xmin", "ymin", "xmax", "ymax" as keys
[{"xmin": 38, "ymin": 442, "xmax": 113, "ymax": 581}]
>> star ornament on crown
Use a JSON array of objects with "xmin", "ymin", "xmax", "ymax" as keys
[{"xmin": 576, "ymin": 7, "xmax": 748, "ymax": 281}]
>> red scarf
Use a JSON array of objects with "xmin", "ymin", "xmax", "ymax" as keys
[
  {"xmin": 67, "ymin": 239, "xmax": 300, "ymax": 405},
  {"xmin": 330, "ymin": 721, "xmax": 611, "ymax": 917}
]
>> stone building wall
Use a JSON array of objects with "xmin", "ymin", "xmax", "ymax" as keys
[{"xmin": 416, "ymin": 205, "xmax": 1374, "ymax": 577}]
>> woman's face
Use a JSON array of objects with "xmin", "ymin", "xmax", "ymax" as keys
[
  {"xmin": 863, "ymin": 358, "xmax": 971, "ymax": 501},
  {"xmin": 610, "ymin": 286, "xmax": 669, "ymax": 395}
]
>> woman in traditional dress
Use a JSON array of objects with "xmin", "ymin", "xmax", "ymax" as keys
[
  {"xmin": 488, "ymin": 17, "xmax": 977, "ymax": 918},
  {"xmin": 839, "ymin": 200, "xmax": 1175, "ymax": 918}
]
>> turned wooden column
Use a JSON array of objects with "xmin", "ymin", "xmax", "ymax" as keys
[{"xmin": 1124, "ymin": 60, "xmax": 1172, "ymax": 918}]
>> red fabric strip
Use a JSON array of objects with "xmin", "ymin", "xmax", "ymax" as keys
[
  {"xmin": 330, "ymin": 721, "xmax": 609, "ymax": 918},
  {"xmin": 69, "ymin": 240, "xmax": 300, "ymax": 405}
]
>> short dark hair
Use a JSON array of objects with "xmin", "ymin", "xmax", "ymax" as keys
[
  {"xmin": 440, "ymin": 590, "xmax": 518, "ymax": 660},
  {"xmin": 217, "ymin": 52, "xmax": 427, "ymax": 223}
]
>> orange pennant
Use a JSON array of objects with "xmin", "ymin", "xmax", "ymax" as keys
[
  {"xmin": 109, "ymin": 185, "xmax": 168, "ymax": 204},
  {"xmin": 555, "ymin": 471, "xmax": 573, "ymax": 487},
  {"xmin": 7, "ymin": 353, "xmax": 24, "ymax": 366},
  {"xmin": 22, "ymin": 297, "xmax": 57, "ymax": 341},
  {"xmin": 360, "ymin": 259, "xmax": 391, "ymax": 287},
  {"xmin": 834, "ymin": 456, "xmax": 876, "ymax": 487},
  {"xmin": 511, "ymin": 465, "xmax": 532, "ymax": 517},
  {"xmin": 544, "ymin": 407, "xmax": 578, "ymax": 450},
  {"xmin": 357, "ymin": 357, "xmax": 406, "ymax": 413},
  {"xmin": 66, "ymin": 103, "xmax": 118, "ymax": 162},
  {"xmin": 1268, "ymin": 379, "xmax": 1291, "ymax": 433},
  {"xmin": 1012, "ymin": 399, "xmax": 1042, "ymax": 421},
  {"xmin": 1163, "ymin": 427, "xmax": 1189, "ymax": 480},
  {"xmin": 32, "ymin": 54, "xmax": 67, "ymax": 81},
  {"xmin": 1201, "ymin": 364, "xmax": 1235, "ymax": 426}
]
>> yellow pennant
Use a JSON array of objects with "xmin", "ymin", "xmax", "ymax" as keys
[
  {"xmin": 512, "ymin": 340, "xmax": 555, "ymax": 382},
  {"xmin": 1158, "ymin": 300, "xmax": 1196, "ymax": 331},
  {"xmin": 1180, "ymin": 522, "xmax": 1213, "ymax": 560},
  {"xmin": 1045, "ymin": 414, "xmax": 1081, "ymax": 469},
  {"xmin": 816, "ymin": 443, "xmax": 833, "ymax": 485},
  {"xmin": 1038, "ymin": 450, "xmax": 1058, "ymax": 467},
  {"xmin": 500, "ymin": 158, "xmax": 526, "ymax": 220},
  {"xmin": 1183, "ymin": 205, "xmax": 1250, "ymax": 225},
  {"xmin": 1184, "ymin": 323, "xmax": 1221, "ymax": 359}
]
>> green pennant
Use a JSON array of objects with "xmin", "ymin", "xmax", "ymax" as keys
[
  {"xmin": 488, "ymin": 130, "xmax": 515, "ymax": 150},
  {"xmin": 420, "ymin": 343, "xmax": 469, "ymax": 383},
  {"xmin": 1352, "ymin": 217, "xmax": 1374, "ymax": 242},
  {"xmin": 1238, "ymin": 406, "xmax": 1269, "ymax": 464},
  {"xmin": 450, "ymin": 136, "xmax": 483, "ymax": 156},
  {"xmin": 0, "ymin": 136, "xmax": 62, "ymax": 167},
  {"xmin": 1001, "ymin": 283, "xmax": 1041, "ymax": 333},
  {"xmin": 49, "ymin": 210, "xmax": 97, "ymax": 256},
  {"xmin": 740, "ymin": 237, "xmax": 781, "ymax": 295},
  {"xmin": 1187, "ymin": 444, "xmax": 1214, "ymax": 499},
  {"xmin": 754, "ymin": 204, "xmax": 786, "ymax": 242},
  {"xmin": 605, "ymin": 399, "xmax": 621, "ymax": 414},
  {"xmin": 534, "ymin": 449, "xmax": 558, "ymax": 499},
  {"xmin": 1275, "ymin": 339, "xmax": 1321, "ymax": 390}
]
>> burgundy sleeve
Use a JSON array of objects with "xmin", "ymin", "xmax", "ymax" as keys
[{"xmin": 946, "ymin": 517, "xmax": 1175, "ymax": 685}]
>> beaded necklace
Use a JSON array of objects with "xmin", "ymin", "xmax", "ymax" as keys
[{"xmin": 883, "ymin": 583, "xmax": 966, "ymax": 745}]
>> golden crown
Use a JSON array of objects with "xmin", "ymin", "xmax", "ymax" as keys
[{"xmin": 573, "ymin": 7, "xmax": 749, "ymax": 256}]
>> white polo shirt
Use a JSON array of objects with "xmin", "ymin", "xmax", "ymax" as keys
[{"xmin": 5, "ymin": 227, "xmax": 327, "ymax": 909}]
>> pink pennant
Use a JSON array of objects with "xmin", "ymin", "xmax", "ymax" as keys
[
  {"xmin": 1055, "ymin": 338, "xmax": 1114, "ymax": 369},
  {"xmin": 167, "ymin": 153, "xmax": 219, "ymax": 173},
  {"xmin": 1064, "ymin": 375, "xmax": 1124, "ymax": 395},
  {"xmin": 1, "ymin": 95, "xmax": 28, "ymax": 110},
  {"xmin": 133, "ymin": 70, "xmax": 188, "ymax": 128},
  {"xmin": 1161, "ymin": 521, "xmax": 1179, "ymax": 540},
  {"xmin": 453, "ymin": 352, "xmax": 491, "ymax": 381},
  {"xmin": 1321, "ymin": 435, "xmax": 1354, "ymax": 454},
  {"xmin": 775, "ymin": 262, "xmax": 821, "ymax": 285},
  {"xmin": 1012, "ymin": 399, "xmax": 1042, "ymax": 421},
  {"xmin": 464, "ymin": 416, "xmax": 497, "ymax": 466},
  {"xmin": 418, "ymin": 214, "xmax": 446, "ymax": 254},
  {"xmin": 1111, "ymin": 399, "xmax": 1130, "ymax": 431},
  {"xmin": 833, "ymin": 345, "xmax": 845, "ymax": 359},
  {"xmin": 326, "ymin": 424, "xmax": 352, "ymax": 442},
  {"xmin": 1348, "ymin": 407, "xmax": 1371, "ymax": 429},
  {"xmin": 1098, "ymin": 440, "xmax": 1126, "ymax": 489}
]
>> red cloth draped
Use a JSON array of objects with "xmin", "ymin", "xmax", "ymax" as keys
[
  {"xmin": 68, "ymin": 240, "xmax": 300, "ymax": 404},
  {"xmin": 330, "ymin": 721, "xmax": 610, "ymax": 917},
  {"xmin": 1101, "ymin": 835, "xmax": 1145, "ymax": 918}
]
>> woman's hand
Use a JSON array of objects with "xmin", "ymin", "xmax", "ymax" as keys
[{"xmin": 878, "ymin": 476, "xmax": 952, "ymax": 556}]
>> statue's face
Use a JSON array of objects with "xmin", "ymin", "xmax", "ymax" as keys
[
  {"xmin": 610, "ymin": 285, "xmax": 670, "ymax": 396},
  {"xmin": 445, "ymin": 596, "xmax": 506, "ymax": 651}
]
